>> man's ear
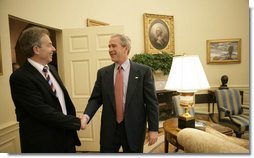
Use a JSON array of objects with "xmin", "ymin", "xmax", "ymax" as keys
[
  {"xmin": 124, "ymin": 46, "xmax": 129, "ymax": 54},
  {"xmin": 33, "ymin": 46, "xmax": 40, "ymax": 55}
]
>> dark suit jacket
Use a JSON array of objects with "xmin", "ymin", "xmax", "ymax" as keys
[
  {"xmin": 84, "ymin": 60, "xmax": 159, "ymax": 151},
  {"xmin": 9, "ymin": 61, "xmax": 81, "ymax": 153}
]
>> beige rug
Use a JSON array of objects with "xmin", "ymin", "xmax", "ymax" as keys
[
  {"xmin": 143, "ymin": 127, "xmax": 184, "ymax": 154},
  {"xmin": 143, "ymin": 135, "xmax": 164, "ymax": 153}
]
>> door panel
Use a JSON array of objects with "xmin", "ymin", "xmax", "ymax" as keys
[{"xmin": 57, "ymin": 26, "xmax": 124, "ymax": 151}]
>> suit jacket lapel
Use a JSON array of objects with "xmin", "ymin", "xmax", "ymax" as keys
[
  {"xmin": 125, "ymin": 61, "xmax": 141, "ymax": 109},
  {"xmin": 49, "ymin": 65, "xmax": 65, "ymax": 91},
  {"xmin": 104, "ymin": 64, "xmax": 115, "ymax": 110},
  {"xmin": 49, "ymin": 66, "xmax": 67, "ymax": 97},
  {"xmin": 25, "ymin": 62, "xmax": 58, "ymax": 97}
]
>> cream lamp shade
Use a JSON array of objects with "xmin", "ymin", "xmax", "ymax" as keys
[{"xmin": 165, "ymin": 55, "xmax": 210, "ymax": 92}]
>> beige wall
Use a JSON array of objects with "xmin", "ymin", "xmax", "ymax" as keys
[{"xmin": 0, "ymin": 0, "xmax": 249, "ymax": 152}]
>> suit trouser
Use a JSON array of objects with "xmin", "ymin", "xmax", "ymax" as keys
[{"xmin": 100, "ymin": 121, "xmax": 143, "ymax": 153}]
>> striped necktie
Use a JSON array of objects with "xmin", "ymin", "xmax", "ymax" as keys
[
  {"xmin": 115, "ymin": 66, "xmax": 124, "ymax": 123},
  {"xmin": 43, "ymin": 66, "xmax": 56, "ymax": 95}
]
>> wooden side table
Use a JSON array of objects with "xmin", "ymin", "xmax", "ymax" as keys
[{"xmin": 163, "ymin": 118, "xmax": 233, "ymax": 153}]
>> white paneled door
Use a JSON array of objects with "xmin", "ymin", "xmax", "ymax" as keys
[{"xmin": 56, "ymin": 26, "xmax": 124, "ymax": 151}]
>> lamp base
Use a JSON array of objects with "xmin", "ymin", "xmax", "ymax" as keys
[{"xmin": 178, "ymin": 116, "xmax": 195, "ymax": 129}]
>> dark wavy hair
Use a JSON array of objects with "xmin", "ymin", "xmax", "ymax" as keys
[{"xmin": 18, "ymin": 26, "xmax": 50, "ymax": 58}]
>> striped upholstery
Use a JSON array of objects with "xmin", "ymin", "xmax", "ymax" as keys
[
  {"xmin": 172, "ymin": 95, "xmax": 195, "ymax": 117},
  {"xmin": 215, "ymin": 89, "xmax": 249, "ymax": 137}
]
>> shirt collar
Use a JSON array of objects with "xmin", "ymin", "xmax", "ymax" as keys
[
  {"xmin": 115, "ymin": 59, "xmax": 130, "ymax": 71},
  {"xmin": 27, "ymin": 58, "xmax": 48, "ymax": 73}
]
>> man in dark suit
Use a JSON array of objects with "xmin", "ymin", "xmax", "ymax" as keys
[
  {"xmin": 9, "ymin": 26, "xmax": 85, "ymax": 153},
  {"xmin": 80, "ymin": 34, "xmax": 159, "ymax": 153}
]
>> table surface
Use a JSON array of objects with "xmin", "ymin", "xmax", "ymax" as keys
[
  {"xmin": 163, "ymin": 117, "xmax": 233, "ymax": 135},
  {"xmin": 163, "ymin": 117, "xmax": 233, "ymax": 152}
]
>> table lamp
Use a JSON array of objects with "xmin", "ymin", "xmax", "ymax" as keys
[{"xmin": 165, "ymin": 55, "xmax": 210, "ymax": 129}]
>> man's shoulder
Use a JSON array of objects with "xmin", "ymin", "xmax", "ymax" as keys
[
  {"xmin": 97, "ymin": 63, "xmax": 114, "ymax": 74},
  {"xmin": 100, "ymin": 63, "xmax": 114, "ymax": 70},
  {"xmin": 131, "ymin": 61, "xmax": 151, "ymax": 71},
  {"xmin": 9, "ymin": 65, "xmax": 32, "ymax": 83}
]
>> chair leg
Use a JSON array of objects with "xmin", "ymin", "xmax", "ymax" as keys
[
  {"xmin": 208, "ymin": 113, "xmax": 217, "ymax": 123},
  {"xmin": 235, "ymin": 131, "xmax": 242, "ymax": 138}
]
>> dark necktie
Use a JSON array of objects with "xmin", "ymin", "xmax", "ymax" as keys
[
  {"xmin": 115, "ymin": 66, "xmax": 124, "ymax": 123},
  {"xmin": 43, "ymin": 66, "xmax": 56, "ymax": 95}
]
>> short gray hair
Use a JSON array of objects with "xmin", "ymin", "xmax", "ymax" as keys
[{"xmin": 111, "ymin": 34, "xmax": 131, "ymax": 54}]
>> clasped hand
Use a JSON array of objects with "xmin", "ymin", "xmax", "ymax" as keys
[{"xmin": 80, "ymin": 114, "xmax": 88, "ymax": 130}]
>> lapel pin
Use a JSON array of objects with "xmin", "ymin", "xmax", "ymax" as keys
[{"xmin": 135, "ymin": 76, "xmax": 139, "ymax": 79}]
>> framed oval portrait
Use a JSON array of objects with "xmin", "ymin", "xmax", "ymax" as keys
[
  {"xmin": 149, "ymin": 19, "xmax": 169, "ymax": 50},
  {"xmin": 144, "ymin": 13, "xmax": 174, "ymax": 54}
]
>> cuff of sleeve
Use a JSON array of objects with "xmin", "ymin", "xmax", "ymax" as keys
[{"xmin": 84, "ymin": 114, "xmax": 90, "ymax": 122}]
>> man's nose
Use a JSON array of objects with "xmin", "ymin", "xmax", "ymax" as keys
[
  {"xmin": 109, "ymin": 46, "xmax": 113, "ymax": 52},
  {"xmin": 52, "ymin": 46, "xmax": 56, "ymax": 51}
]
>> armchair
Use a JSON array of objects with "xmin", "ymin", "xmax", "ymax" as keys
[{"xmin": 215, "ymin": 89, "xmax": 249, "ymax": 138}]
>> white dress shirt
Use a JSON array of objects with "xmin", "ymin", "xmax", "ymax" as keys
[{"xmin": 28, "ymin": 58, "xmax": 67, "ymax": 115}]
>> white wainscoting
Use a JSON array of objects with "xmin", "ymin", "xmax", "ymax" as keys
[{"xmin": 0, "ymin": 121, "xmax": 20, "ymax": 153}]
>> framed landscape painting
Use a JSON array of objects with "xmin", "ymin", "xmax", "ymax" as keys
[
  {"xmin": 207, "ymin": 38, "xmax": 241, "ymax": 64},
  {"xmin": 143, "ymin": 13, "xmax": 175, "ymax": 54}
]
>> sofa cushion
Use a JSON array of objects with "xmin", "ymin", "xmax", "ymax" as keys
[
  {"xmin": 177, "ymin": 128, "xmax": 249, "ymax": 153},
  {"xmin": 205, "ymin": 126, "xmax": 249, "ymax": 149}
]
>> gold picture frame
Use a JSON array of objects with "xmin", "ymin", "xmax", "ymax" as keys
[
  {"xmin": 143, "ymin": 13, "xmax": 175, "ymax": 54},
  {"xmin": 0, "ymin": 37, "xmax": 2, "ymax": 75},
  {"xmin": 87, "ymin": 18, "xmax": 109, "ymax": 27},
  {"xmin": 207, "ymin": 38, "xmax": 241, "ymax": 64}
]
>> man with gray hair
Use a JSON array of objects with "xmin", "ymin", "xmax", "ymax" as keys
[{"xmin": 80, "ymin": 34, "xmax": 159, "ymax": 153}]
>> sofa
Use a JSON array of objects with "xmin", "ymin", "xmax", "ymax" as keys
[{"xmin": 177, "ymin": 126, "xmax": 249, "ymax": 153}]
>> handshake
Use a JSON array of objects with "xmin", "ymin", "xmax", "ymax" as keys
[{"xmin": 79, "ymin": 114, "xmax": 89, "ymax": 130}]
